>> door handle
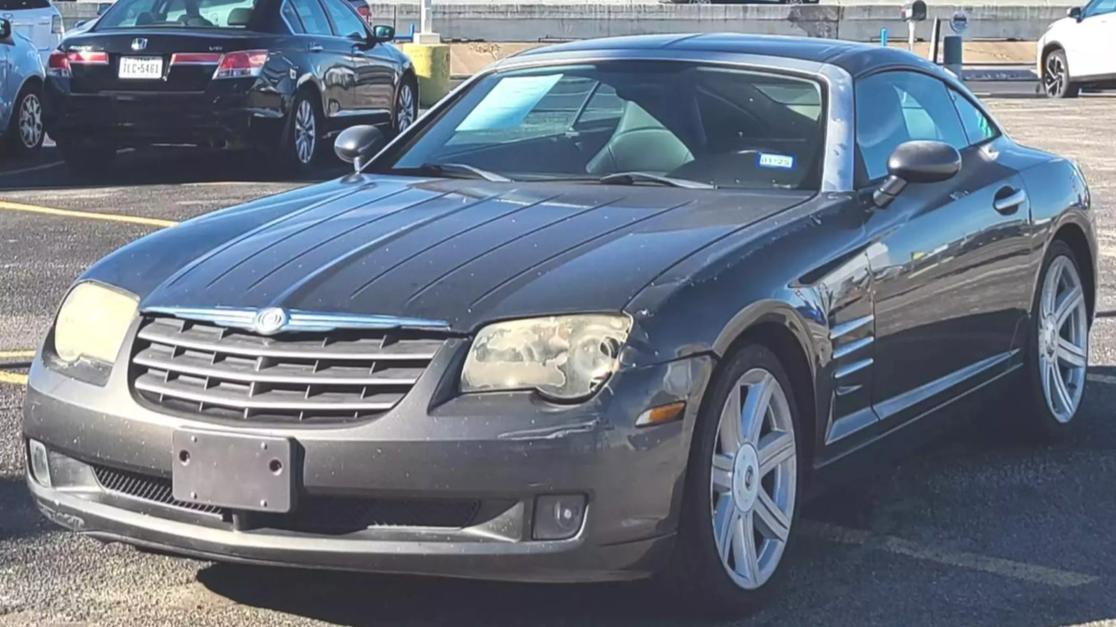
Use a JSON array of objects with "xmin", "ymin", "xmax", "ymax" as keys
[
  {"xmin": 993, "ymin": 187, "xmax": 1027, "ymax": 214},
  {"xmin": 308, "ymin": 43, "xmax": 324, "ymax": 53}
]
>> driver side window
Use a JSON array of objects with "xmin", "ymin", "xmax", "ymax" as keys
[
  {"xmin": 322, "ymin": 0, "xmax": 367, "ymax": 39},
  {"xmin": 854, "ymin": 71, "xmax": 968, "ymax": 182}
]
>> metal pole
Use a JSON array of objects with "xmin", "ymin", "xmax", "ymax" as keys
[
  {"xmin": 907, "ymin": 21, "xmax": 916, "ymax": 52},
  {"xmin": 929, "ymin": 17, "xmax": 941, "ymax": 63},
  {"xmin": 420, "ymin": 0, "xmax": 431, "ymax": 34}
]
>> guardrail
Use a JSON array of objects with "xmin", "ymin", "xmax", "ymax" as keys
[{"xmin": 56, "ymin": 2, "xmax": 1065, "ymax": 44}]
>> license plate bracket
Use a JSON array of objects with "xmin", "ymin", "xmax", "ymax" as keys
[
  {"xmin": 172, "ymin": 429, "xmax": 295, "ymax": 513},
  {"xmin": 119, "ymin": 56, "xmax": 163, "ymax": 80}
]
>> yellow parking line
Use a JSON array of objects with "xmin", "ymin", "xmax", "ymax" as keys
[
  {"xmin": 0, "ymin": 370, "xmax": 28, "ymax": 386},
  {"xmin": 0, "ymin": 350, "xmax": 35, "ymax": 360},
  {"xmin": 0, "ymin": 200, "xmax": 178, "ymax": 228}
]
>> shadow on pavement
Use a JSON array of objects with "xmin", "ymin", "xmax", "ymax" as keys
[{"xmin": 0, "ymin": 474, "xmax": 51, "ymax": 543}]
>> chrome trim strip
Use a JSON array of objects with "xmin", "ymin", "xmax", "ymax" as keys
[
  {"xmin": 834, "ymin": 358, "xmax": 873, "ymax": 380},
  {"xmin": 833, "ymin": 335, "xmax": 874, "ymax": 361},
  {"xmin": 143, "ymin": 306, "xmax": 451, "ymax": 332},
  {"xmin": 830, "ymin": 314, "xmax": 874, "ymax": 339}
]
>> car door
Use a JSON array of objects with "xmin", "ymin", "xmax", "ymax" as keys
[
  {"xmin": 856, "ymin": 71, "xmax": 1033, "ymax": 427},
  {"xmin": 1066, "ymin": 0, "xmax": 1116, "ymax": 78},
  {"xmin": 320, "ymin": 0, "xmax": 392, "ymax": 120},
  {"xmin": 289, "ymin": 0, "xmax": 350, "ymax": 117}
]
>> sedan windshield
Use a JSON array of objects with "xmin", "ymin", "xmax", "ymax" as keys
[
  {"xmin": 377, "ymin": 61, "xmax": 827, "ymax": 190},
  {"xmin": 97, "ymin": 0, "xmax": 257, "ymax": 29}
]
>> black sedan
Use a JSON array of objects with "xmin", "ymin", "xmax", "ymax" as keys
[
  {"xmin": 23, "ymin": 35, "xmax": 1096, "ymax": 615},
  {"xmin": 42, "ymin": 0, "xmax": 417, "ymax": 174}
]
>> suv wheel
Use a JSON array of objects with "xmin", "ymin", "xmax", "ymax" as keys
[
  {"xmin": 8, "ymin": 86, "xmax": 44, "ymax": 156},
  {"xmin": 1043, "ymin": 49, "xmax": 1080, "ymax": 98}
]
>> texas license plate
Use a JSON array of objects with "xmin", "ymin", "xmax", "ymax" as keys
[
  {"xmin": 118, "ymin": 56, "xmax": 163, "ymax": 79},
  {"xmin": 171, "ymin": 429, "xmax": 295, "ymax": 513}
]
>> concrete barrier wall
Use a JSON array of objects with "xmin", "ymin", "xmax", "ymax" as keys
[
  {"xmin": 57, "ymin": 2, "xmax": 1071, "ymax": 42},
  {"xmin": 368, "ymin": 2, "xmax": 1070, "ymax": 42}
]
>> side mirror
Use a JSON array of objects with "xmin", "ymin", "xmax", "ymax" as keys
[
  {"xmin": 334, "ymin": 125, "xmax": 386, "ymax": 172},
  {"xmin": 371, "ymin": 24, "xmax": 395, "ymax": 42},
  {"xmin": 872, "ymin": 140, "xmax": 961, "ymax": 208},
  {"xmin": 0, "ymin": 19, "xmax": 11, "ymax": 40},
  {"xmin": 1068, "ymin": 6, "xmax": 1083, "ymax": 19}
]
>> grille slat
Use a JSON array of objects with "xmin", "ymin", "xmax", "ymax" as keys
[{"xmin": 131, "ymin": 316, "xmax": 444, "ymax": 424}]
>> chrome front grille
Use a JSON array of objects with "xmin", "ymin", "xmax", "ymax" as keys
[{"xmin": 130, "ymin": 316, "xmax": 445, "ymax": 424}]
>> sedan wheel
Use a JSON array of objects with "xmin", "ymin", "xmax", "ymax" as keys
[
  {"xmin": 1037, "ymin": 253, "xmax": 1088, "ymax": 423},
  {"xmin": 395, "ymin": 81, "xmax": 417, "ymax": 135},
  {"xmin": 294, "ymin": 99, "xmax": 317, "ymax": 166},
  {"xmin": 8, "ymin": 88, "xmax": 44, "ymax": 155},
  {"xmin": 710, "ymin": 368, "xmax": 797, "ymax": 590}
]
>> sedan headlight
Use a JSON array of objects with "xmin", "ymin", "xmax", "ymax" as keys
[
  {"xmin": 53, "ymin": 282, "xmax": 139, "ymax": 366},
  {"xmin": 461, "ymin": 315, "xmax": 632, "ymax": 401}
]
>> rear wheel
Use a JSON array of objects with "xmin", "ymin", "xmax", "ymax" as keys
[
  {"xmin": 7, "ymin": 85, "xmax": 44, "ymax": 156},
  {"xmin": 1043, "ymin": 49, "xmax": 1079, "ymax": 99},
  {"xmin": 1018, "ymin": 240, "xmax": 1090, "ymax": 438},
  {"xmin": 391, "ymin": 77, "xmax": 418, "ymax": 137},
  {"xmin": 273, "ymin": 92, "xmax": 321, "ymax": 175},
  {"xmin": 661, "ymin": 343, "xmax": 801, "ymax": 616}
]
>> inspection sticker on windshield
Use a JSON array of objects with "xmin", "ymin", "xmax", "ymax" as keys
[{"xmin": 757, "ymin": 153, "xmax": 795, "ymax": 169}]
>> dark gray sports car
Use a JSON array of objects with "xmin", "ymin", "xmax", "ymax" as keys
[{"xmin": 23, "ymin": 34, "xmax": 1096, "ymax": 614}]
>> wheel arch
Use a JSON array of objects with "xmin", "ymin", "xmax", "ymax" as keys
[{"xmin": 1053, "ymin": 221, "xmax": 1096, "ymax": 321}]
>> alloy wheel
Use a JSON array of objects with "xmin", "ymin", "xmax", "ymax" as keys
[
  {"xmin": 18, "ymin": 93, "xmax": 43, "ymax": 150},
  {"xmin": 397, "ymin": 83, "xmax": 416, "ymax": 133},
  {"xmin": 1038, "ymin": 255, "xmax": 1088, "ymax": 422},
  {"xmin": 710, "ymin": 367, "xmax": 796, "ymax": 590},
  {"xmin": 294, "ymin": 100, "xmax": 317, "ymax": 165},
  {"xmin": 1044, "ymin": 54, "xmax": 1067, "ymax": 97}
]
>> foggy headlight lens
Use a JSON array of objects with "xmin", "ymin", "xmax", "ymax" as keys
[
  {"xmin": 461, "ymin": 315, "xmax": 631, "ymax": 401},
  {"xmin": 53, "ymin": 282, "xmax": 139, "ymax": 365}
]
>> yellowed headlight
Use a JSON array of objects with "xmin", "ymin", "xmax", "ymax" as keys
[
  {"xmin": 461, "ymin": 314, "xmax": 631, "ymax": 401},
  {"xmin": 53, "ymin": 282, "xmax": 139, "ymax": 365}
]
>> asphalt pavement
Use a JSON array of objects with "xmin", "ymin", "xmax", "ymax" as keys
[{"xmin": 3, "ymin": 96, "xmax": 1116, "ymax": 626}]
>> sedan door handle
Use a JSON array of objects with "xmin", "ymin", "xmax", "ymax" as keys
[
  {"xmin": 993, "ymin": 187, "xmax": 1027, "ymax": 214},
  {"xmin": 308, "ymin": 43, "xmax": 324, "ymax": 53}
]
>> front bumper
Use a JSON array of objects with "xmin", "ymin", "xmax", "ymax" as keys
[{"xmin": 23, "ymin": 348, "xmax": 713, "ymax": 583}]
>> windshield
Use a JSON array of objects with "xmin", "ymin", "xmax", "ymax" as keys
[
  {"xmin": 376, "ymin": 61, "xmax": 827, "ymax": 190},
  {"xmin": 97, "ymin": 0, "xmax": 257, "ymax": 29}
]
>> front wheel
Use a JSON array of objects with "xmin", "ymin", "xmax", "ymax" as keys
[
  {"xmin": 661, "ymin": 343, "xmax": 801, "ymax": 616},
  {"xmin": 1019, "ymin": 240, "xmax": 1090, "ymax": 438},
  {"xmin": 7, "ymin": 85, "xmax": 45, "ymax": 156},
  {"xmin": 1043, "ymin": 49, "xmax": 1079, "ymax": 99},
  {"xmin": 391, "ymin": 78, "xmax": 418, "ymax": 137}
]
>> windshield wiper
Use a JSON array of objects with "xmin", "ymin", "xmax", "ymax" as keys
[
  {"xmin": 597, "ymin": 171, "xmax": 715, "ymax": 189},
  {"xmin": 418, "ymin": 163, "xmax": 513, "ymax": 183}
]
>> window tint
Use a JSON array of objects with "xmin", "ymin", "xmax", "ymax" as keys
[
  {"xmin": 0, "ymin": 0, "xmax": 49, "ymax": 9},
  {"xmin": 98, "ymin": 0, "xmax": 257, "ymax": 29},
  {"xmin": 949, "ymin": 89, "xmax": 998, "ymax": 145},
  {"xmin": 855, "ymin": 71, "xmax": 967, "ymax": 181},
  {"xmin": 280, "ymin": 1, "xmax": 305, "ymax": 33},
  {"xmin": 291, "ymin": 0, "xmax": 331, "ymax": 35},
  {"xmin": 322, "ymin": 0, "xmax": 366, "ymax": 38},
  {"xmin": 1085, "ymin": 0, "xmax": 1116, "ymax": 17}
]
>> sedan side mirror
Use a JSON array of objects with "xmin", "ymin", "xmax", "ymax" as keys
[
  {"xmin": 0, "ymin": 19, "xmax": 11, "ymax": 41},
  {"xmin": 371, "ymin": 24, "xmax": 395, "ymax": 42},
  {"xmin": 335, "ymin": 125, "xmax": 386, "ymax": 172},
  {"xmin": 873, "ymin": 140, "xmax": 962, "ymax": 207},
  {"xmin": 1068, "ymin": 6, "xmax": 1083, "ymax": 19}
]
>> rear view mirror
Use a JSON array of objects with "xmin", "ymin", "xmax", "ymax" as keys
[
  {"xmin": 1068, "ymin": 6, "xmax": 1083, "ymax": 19},
  {"xmin": 371, "ymin": 24, "xmax": 395, "ymax": 42},
  {"xmin": 334, "ymin": 125, "xmax": 386, "ymax": 172},
  {"xmin": 0, "ymin": 19, "xmax": 11, "ymax": 40},
  {"xmin": 873, "ymin": 140, "xmax": 961, "ymax": 207}
]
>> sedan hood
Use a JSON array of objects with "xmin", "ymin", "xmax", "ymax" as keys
[{"xmin": 89, "ymin": 176, "xmax": 810, "ymax": 331}]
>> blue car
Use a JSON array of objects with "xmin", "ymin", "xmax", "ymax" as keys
[{"xmin": 1, "ymin": 16, "xmax": 45, "ymax": 156}]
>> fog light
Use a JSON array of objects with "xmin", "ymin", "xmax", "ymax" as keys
[
  {"xmin": 28, "ymin": 439, "xmax": 52, "ymax": 488},
  {"xmin": 533, "ymin": 494, "xmax": 586, "ymax": 540}
]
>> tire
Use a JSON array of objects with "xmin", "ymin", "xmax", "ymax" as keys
[
  {"xmin": 390, "ymin": 77, "xmax": 418, "ymax": 138},
  {"xmin": 274, "ymin": 91, "xmax": 322, "ymax": 176},
  {"xmin": 7, "ymin": 84, "xmax": 45, "ymax": 156},
  {"xmin": 57, "ymin": 140, "xmax": 117, "ymax": 175},
  {"xmin": 1018, "ymin": 239, "xmax": 1090, "ymax": 439},
  {"xmin": 659, "ymin": 342, "xmax": 803, "ymax": 617},
  {"xmin": 1043, "ymin": 49, "xmax": 1079, "ymax": 99}
]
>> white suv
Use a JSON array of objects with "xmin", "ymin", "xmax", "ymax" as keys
[
  {"xmin": 0, "ymin": 0, "xmax": 62, "ymax": 65},
  {"xmin": 1038, "ymin": 0, "xmax": 1116, "ymax": 97}
]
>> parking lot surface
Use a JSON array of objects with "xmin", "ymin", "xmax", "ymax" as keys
[{"xmin": 3, "ymin": 97, "xmax": 1116, "ymax": 626}]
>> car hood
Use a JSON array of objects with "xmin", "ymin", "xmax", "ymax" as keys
[{"xmin": 87, "ymin": 176, "xmax": 811, "ymax": 332}]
